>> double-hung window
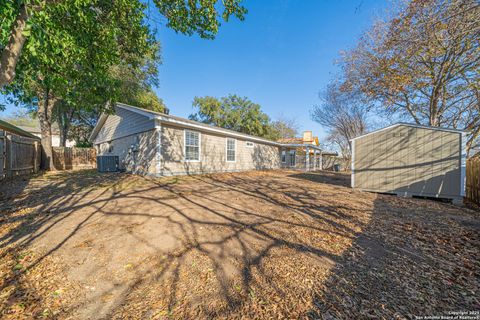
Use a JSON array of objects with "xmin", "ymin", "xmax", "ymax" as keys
[
  {"xmin": 281, "ymin": 150, "xmax": 286, "ymax": 163},
  {"xmin": 226, "ymin": 138, "xmax": 236, "ymax": 162},
  {"xmin": 185, "ymin": 130, "xmax": 200, "ymax": 161}
]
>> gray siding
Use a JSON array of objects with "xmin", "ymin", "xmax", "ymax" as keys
[
  {"xmin": 160, "ymin": 124, "xmax": 281, "ymax": 176},
  {"xmin": 97, "ymin": 129, "xmax": 158, "ymax": 175},
  {"xmin": 353, "ymin": 125, "xmax": 462, "ymax": 199},
  {"xmin": 94, "ymin": 106, "xmax": 155, "ymax": 144}
]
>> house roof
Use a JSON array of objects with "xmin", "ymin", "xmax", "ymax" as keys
[
  {"xmin": 277, "ymin": 137, "xmax": 303, "ymax": 144},
  {"xmin": 350, "ymin": 122, "xmax": 466, "ymax": 142},
  {"xmin": 16, "ymin": 123, "xmax": 61, "ymax": 135},
  {"xmin": 278, "ymin": 136, "xmax": 319, "ymax": 146},
  {"xmin": 90, "ymin": 103, "xmax": 323, "ymax": 150},
  {"xmin": 0, "ymin": 119, "xmax": 41, "ymax": 140}
]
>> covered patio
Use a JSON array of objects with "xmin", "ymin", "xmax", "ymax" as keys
[{"xmin": 280, "ymin": 143, "xmax": 323, "ymax": 171}]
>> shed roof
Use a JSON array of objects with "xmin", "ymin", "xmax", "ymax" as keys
[
  {"xmin": 350, "ymin": 123, "xmax": 466, "ymax": 142},
  {"xmin": 0, "ymin": 119, "xmax": 41, "ymax": 140}
]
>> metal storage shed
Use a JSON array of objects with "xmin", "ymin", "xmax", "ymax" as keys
[{"xmin": 351, "ymin": 123, "xmax": 466, "ymax": 202}]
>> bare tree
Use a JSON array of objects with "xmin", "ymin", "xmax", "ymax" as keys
[
  {"xmin": 272, "ymin": 116, "xmax": 299, "ymax": 139},
  {"xmin": 311, "ymin": 83, "xmax": 368, "ymax": 159},
  {"xmin": 341, "ymin": 0, "xmax": 480, "ymax": 154}
]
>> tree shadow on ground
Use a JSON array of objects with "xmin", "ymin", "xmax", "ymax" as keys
[
  {"xmin": 307, "ymin": 194, "xmax": 480, "ymax": 319},
  {"xmin": 288, "ymin": 171, "xmax": 351, "ymax": 187},
  {"xmin": 0, "ymin": 170, "xmax": 127, "ymax": 318},
  {"xmin": 0, "ymin": 170, "xmax": 478, "ymax": 319}
]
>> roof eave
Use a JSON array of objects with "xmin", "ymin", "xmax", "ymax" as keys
[
  {"xmin": 350, "ymin": 123, "xmax": 467, "ymax": 142},
  {"xmin": 88, "ymin": 113, "xmax": 108, "ymax": 142}
]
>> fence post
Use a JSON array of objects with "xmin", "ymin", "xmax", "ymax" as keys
[
  {"xmin": 5, "ymin": 134, "xmax": 12, "ymax": 177},
  {"xmin": 33, "ymin": 141, "xmax": 38, "ymax": 173}
]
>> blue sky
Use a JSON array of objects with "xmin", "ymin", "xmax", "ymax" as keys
[{"xmin": 1, "ymin": 0, "xmax": 388, "ymax": 140}]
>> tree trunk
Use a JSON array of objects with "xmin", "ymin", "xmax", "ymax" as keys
[
  {"xmin": 0, "ymin": 4, "xmax": 29, "ymax": 88},
  {"xmin": 55, "ymin": 100, "xmax": 71, "ymax": 147},
  {"xmin": 38, "ymin": 89, "xmax": 56, "ymax": 170}
]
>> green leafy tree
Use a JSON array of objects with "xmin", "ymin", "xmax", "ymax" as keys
[
  {"xmin": 110, "ymin": 42, "xmax": 167, "ymax": 113},
  {"xmin": 189, "ymin": 94, "xmax": 278, "ymax": 139},
  {"xmin": 54, "ymin": 40, "xmax": 166, "ymax": 147},
  {"xmin": 1, "ymin": 0, "xmax": 246, "ymax": 169},
  {"xmin": 0, "ymin": 0, "xmax": 247, "ymax": 88},
  {"xmin": 3, "ymin": 1, "xmax": 155, "ymax": 168}
]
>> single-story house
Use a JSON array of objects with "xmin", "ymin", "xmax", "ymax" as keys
[
  {"xmin": 89, "ymin": 103, "xmax": 323, "ymax": 176},
  {"xmin": 350, "ymin": 123, "xmax": 466, "ymax": 202}
]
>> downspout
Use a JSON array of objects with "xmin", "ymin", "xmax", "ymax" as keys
[{"xmin": 313, "ymin": 150, "xmax": 316, "ymax": 171}]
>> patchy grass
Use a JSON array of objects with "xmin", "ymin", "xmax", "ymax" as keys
[{"xmin": 0, "ymin": 170, "xmax": 478, "ymax": 319}]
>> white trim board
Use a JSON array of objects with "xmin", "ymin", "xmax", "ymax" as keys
[
  {"xmin": 155, "ymin": 120, "xmax": 162, "ymax": 175},
  {"xmin": 225, "ymin": 137, "xmax": 236, "ymax": 163},
  {"xmin": 184, "ymin": 129, "xmax": 201, "ymax": 162},
  {"xmin": 460, "ymin": 132, "xmax": 467, "ymax": 197},
  {"xmin": 351, "ymin": 140, "xmax": 355, "ymax": 188}
]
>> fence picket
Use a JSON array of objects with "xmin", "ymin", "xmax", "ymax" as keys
[
  {"xmin": 52, "ymin": 147, "xmax": 96, "ymax": 170},
  {"xmin": 466, "ymin": 157, "xmax": 480, "ymax": 205}
]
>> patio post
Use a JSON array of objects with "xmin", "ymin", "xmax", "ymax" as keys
[
  {"xmin": 320, "ymin": 151, "xmax": 323, "ymax": 170},
  {"xmin": 305, "ymin": 146, "xmax": 309, "ymax": 172},
  {"xmin": 313, "ymin": 150, "xmax": 316, "ymax": 171}
]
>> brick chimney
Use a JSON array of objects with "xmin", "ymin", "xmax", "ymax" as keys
[{"xmin": 303, "ymin": 131, "xmax": 313, "ymax": 143}]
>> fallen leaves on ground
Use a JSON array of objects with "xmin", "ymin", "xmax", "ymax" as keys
[{"xmin": 0, "ymin": 170, "xmax": 478, "ymax": 319}]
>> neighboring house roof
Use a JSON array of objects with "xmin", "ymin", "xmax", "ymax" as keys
[
  {"xmin": 90, "ymin": 103, "xmax": 323, "ymax": 150},
  {"xmin": 0, "ymin": 119, "xmax": 41, "ymax": 140},
  {"xmin": 16, "ymin": 123, "xmax": 61, "ymax": 135},
  {"xmin": 350, "ymin": 122, "xmax": 467, "ymax": 142}
]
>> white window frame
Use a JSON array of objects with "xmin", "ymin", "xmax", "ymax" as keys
[
  {"xmin": 184, "ymin": 129, "xmax": 201, "ymax": 162},
  {"xmin": 226, "ymin": 137, "xmax": 236, "ymax": 162},
  {"xmin": 281, "ymin": 150, "xmax": 286, "ymax": 163},
  {"xmin": 245, "ymin": 141, "xmax": 254, "ymax": 148}
]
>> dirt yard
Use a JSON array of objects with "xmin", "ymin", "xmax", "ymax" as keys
[{"xmin": 0, "ymin": 170, "xmax": 478, "ymax": 319}]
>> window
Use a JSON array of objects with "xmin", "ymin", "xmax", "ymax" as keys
[
  {"xmin": 226, "ymin": 138, "xmax": 236, "ymax": 162},
  {"xmin": 185, "ymin": 130, "xmax": 200, "ymax": 161},
  {"xmin": 246, "ymin": 141, "xmax": 254, "ymax": 148},
  {"xmin": 281, "ymin": 150, "xmax": 286, "ymax": 163},
  {"xmin": 289, "ymin": 150, "xmax": 296, "ymax": 166}
]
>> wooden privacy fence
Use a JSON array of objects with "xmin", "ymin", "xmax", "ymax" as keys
[
  {"xmin": 0, "ymin": 130, "xmax": 41, "ymax": 179},
  {"xmin": 466, "ymin": 157, "xmax": 480, "ymax": 205},
  {"xmin": 53, "ymin": 147, "xmax": 96, "ymax": 170}
]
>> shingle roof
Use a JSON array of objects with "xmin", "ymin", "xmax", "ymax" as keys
[{"xmin": 0, "ymin": 119, "xmax": 41, "ymax": 140}]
